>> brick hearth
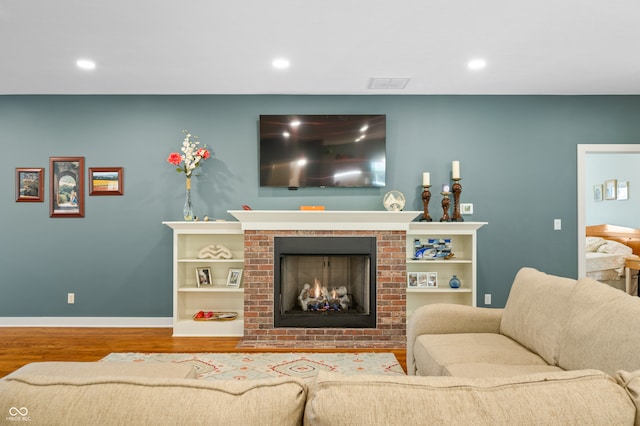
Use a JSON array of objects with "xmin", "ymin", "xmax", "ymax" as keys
[{"xmin": 238, "ymin": 229, "xmax": 407, "ymax": 348}]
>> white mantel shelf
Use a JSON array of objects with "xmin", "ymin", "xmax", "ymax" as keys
[{"xmin": 228, "ymin": 210, "xmax": 423, "ymax": 231}]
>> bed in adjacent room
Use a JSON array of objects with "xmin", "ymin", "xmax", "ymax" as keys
[{"xmin": 586, "ymin": 224, "xmax": 640, "ymax": 296}]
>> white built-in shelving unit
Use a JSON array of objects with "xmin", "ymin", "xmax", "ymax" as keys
[
  {"xmin": 163, "ymin": 221, "xmax": 244, "ymax": 337},
  {"xmin": 406, "ymin": 222, "xmax": 487, "ymax": 318}
]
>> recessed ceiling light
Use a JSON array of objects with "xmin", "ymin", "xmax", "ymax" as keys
[
  {"xmin": 76, "ymin": 59, "xmax": 96, "ymax": 70},
  {"xmin": 272, "ymin": 58, "xmax": 290, "ymax": 70},
  {"xmin": 467, "ymin": 58, "xmax": 487, "ymax": 71}
]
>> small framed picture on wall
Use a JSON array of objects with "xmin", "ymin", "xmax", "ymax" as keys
[
  {"xmin": 89, "ymin": 167, "xmax": 124, "ymax": 196},
  {"xmin": 50, "ymin": 157, "xmax": 85, "ymax": 217},
  {"xmin": 16, "ymin": 168, "xmax": 44, "ymax": 202},
  {"xmin": 593, "ymin": 184, "xmax": 603, "ymax": 202},
  {"xmin": 604, "ymin": 179, "xmax": 617, "ymax": 200},
  {"xmin": 617, "ymin": 181, "xmax": 629, "ymax": 200}
]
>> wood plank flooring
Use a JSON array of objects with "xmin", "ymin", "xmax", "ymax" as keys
[{"xmin": 0, "ymin": 327, "xmax": 406, "ymax": 378}]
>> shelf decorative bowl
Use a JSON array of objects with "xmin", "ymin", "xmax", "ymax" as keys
[{"xmin": 193, "ymin": 311, "xmax": 238, "ymax": 321}]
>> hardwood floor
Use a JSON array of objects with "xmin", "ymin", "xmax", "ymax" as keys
[{"xmin": 0, "ymin": 327, "xmax": 406, "ymax": 377}]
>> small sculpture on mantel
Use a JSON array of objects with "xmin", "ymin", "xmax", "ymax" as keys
[{"xmin": 198, "ymin": 244, "xmax": 232, "ymax": 259}]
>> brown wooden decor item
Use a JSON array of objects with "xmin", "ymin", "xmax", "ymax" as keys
[
  {"xmin": 451, "ymin": 178, "xmax": 464, "ymax": 222},
  {"xmin": 421, "ymin": 185, "xmax": 432, "ymax": 221},
  {"xmin": 440, "ymin": 191, "xmax": 451, "ymax": 222}
]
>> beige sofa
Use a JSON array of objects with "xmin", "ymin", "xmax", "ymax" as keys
[
  {"xmin": 2, "ymin": 362, "xmax": 639, "ymax": 425},
  {"xmin": 3, "ymin": 267, "xmax": 640, "ymax": 424},
  {"xmin": 407, "ymin": 267, "xmax": 640, "ymax": 378}
]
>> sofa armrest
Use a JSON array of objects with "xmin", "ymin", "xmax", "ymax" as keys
[{"xmin": 406, "ymin": 304, "xmax": 504, "ymax": 375}]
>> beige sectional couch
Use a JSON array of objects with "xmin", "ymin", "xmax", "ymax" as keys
[
  {"xmin": 2, "ymin": 362, "xmax": 639, "ymax": 425},
  {"xmin": 407, "ymin": 267, "xmax": 640, "ymax": 378},
  {"xmin": 3, "ymin": 267, "xmax": 640, "ymax": 424}
]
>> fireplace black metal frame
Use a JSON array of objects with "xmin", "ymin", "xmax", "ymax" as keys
[{"xmin": 273, "ymin": 236, "xmax": 377, "ymax": 328}]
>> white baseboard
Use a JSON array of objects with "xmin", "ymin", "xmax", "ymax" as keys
[{"xmin": 0, "ymin": 317, "xmax": 173, "ymax": 327}]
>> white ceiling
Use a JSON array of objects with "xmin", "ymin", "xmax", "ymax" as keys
[{"xmin": 2, "ymin": 0, "xmax": 640, "ymax": 95}]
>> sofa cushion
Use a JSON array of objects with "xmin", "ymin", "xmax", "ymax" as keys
[
  {"xmin": 304, "ymin": 370, "xmax": 634, "ymax": 426},
  {"xmin": 413, "ymin": 333, "xmax": 550, "ymax": 376},
  {"xmin": 2, "ymin": 361, "xmax": 197, "ymax": 379},
  {"xmin": 443, "ymin": 362, "xmax": 564, "ymax": 377},
  {"xmin": 558, "ymin": 277, "xmax": 640, "ymax": 375},
  {"xmin": 500, "ymin": 267, "xmax": 576, "ymax": 365},
  {"xmin": 616, "ymin": 370, "xmax": 640, "ymax": 426},
  {"xmin": 0, "ymin": 374, "xmax": 307, "ymax": 425}
]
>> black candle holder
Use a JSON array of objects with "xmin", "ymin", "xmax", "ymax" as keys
[
  {"xmin": 440, "ymin": 191, "xmax": 451, "ymax": 222},
  {"xmin": 421, "ymin": 185, "xmax": 432, "ymax": 222},
  {"xmin": 451, "ymin": 178, "xmax": 463, "ymax": 222}
]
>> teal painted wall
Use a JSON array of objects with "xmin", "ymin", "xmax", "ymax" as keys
[{"xmin": 2, "ymin": 95, "xmax": 640, "ymax": 316}]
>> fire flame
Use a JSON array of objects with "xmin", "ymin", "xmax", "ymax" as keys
[{"xmin": 313, "ymin": 278, "xmax": 321, "ymax": 298}]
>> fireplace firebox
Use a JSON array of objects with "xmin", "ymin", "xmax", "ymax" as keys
[{"xmin": 274, "ymin": 236, "xmax": 377, "ymax": 328}]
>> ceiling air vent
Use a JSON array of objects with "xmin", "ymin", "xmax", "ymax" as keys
[{"xmin": 368, "ymin": 78, "xmax": 410, "ymax": 90}]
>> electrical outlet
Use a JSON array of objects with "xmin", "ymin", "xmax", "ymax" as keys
[
  {"xmin": 67, "ymin": 293, "xmax": 75, "ymax": 304},
  {"xmin": 484, "ymin": 294, "xmax": 491, "ymax": 305},
  {"xmin": 554, "ymin": 219, "xmax": 562, "ymax": 230}
]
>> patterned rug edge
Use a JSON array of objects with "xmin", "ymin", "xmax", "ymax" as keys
[{"xmin": 100, "ymin": 352, "xmax": 405, "ymax": 382}]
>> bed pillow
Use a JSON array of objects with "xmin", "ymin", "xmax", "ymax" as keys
[
  {"xmin": 596, "ymin": 240, "xmax": 633, "ymax": 255},
  {"xmin": 585, "ymin": 237, "xmax": 606, "ymax": 252}
]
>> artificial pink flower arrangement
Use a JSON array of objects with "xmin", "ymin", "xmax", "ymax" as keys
[{"xmin": 167, "ymin": 130, "xmax": 211, "ymax": 177}]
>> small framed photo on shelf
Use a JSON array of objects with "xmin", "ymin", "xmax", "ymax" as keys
[
  {"xmin": 226, "ymin": 268, "xmax": 243, "ymax": 288},
  {"xmin": 417, "ymin": 272, "xmax": 438, "ymax": 288},
  {"xmin": 195, "ymin": 267, "xmax": 212, "ymax": 287},
  {"xmin": 407, "ymin": 272, "xmax": 418, "ymax": 287},
  {"xmin": 617, "ymin": 181, "xmax": 629, "ymax": 200},
  {"xmin": 593, "ymin": 184, "xmax": 603, "ymax": 202},
  {"xmin": 16, "ymin": 168, "xmax": 44, "ymax": 202},
  {"xmin": 604, "ymin": 179, "xmax": 617, "ymax": 200},
  {"xmin": 89, "ymin": 167, "xmax": 124, "ymax": 196}
]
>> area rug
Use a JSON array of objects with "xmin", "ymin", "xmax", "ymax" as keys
[{"xmin": 100, "ymin": 352, "xmax": 404, "ymax": 382}]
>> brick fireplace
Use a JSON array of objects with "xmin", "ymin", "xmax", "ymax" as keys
[{"xmin": 230, "ymin": 210, "xmax": 419, "ymax": 348}]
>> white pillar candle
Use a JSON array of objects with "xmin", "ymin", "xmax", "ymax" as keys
[
  {"xmin": 422, "ymin": 172, "xmax": 430, "ymax": 186},
  {"xmin": 442, "ymin": 184, "xmax": 450, "ymax": 193},
  {"xmin": 452, "ymin": 161, "xmax": 460, "ymax": 179}
]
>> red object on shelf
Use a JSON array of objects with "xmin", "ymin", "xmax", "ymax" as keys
[{"xmin": 193, "ymin": 311, "xmax": 238, "ymax": 321}]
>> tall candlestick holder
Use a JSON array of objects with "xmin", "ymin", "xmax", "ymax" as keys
[
  {"xmin": 421, "ymin": 185, "xmax": 432, "ymax": 222},
  {"xmin": 451, "ymin": 178, "xmax": 464, "ymax": 222},
  {"xmin": 440, "ymin": 191, "xmax": 451, "ymax": 222}
]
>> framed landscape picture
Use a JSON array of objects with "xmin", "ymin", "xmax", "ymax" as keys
[
  {"xmin": 50, "ymin": 157, "xmax": 84, "ymax": 218},
  {"xmin": 16, "ymin": 168, "xmax": 44, "ymax": 202},
  {"xmin": 89, "ymin": 167, "xmax": 123, "ymax": 196}
]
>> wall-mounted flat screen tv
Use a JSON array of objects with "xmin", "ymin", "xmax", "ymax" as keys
[{"xmin": 259, "ymin": 114, "xmax": 386, "ymax": 188}]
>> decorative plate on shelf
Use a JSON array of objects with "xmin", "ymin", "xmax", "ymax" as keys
[
  {"xmin": 383, "ymin": 190, "xmax": 406, "ymax": 211},
  {"xmin": 193, "ymin": 311, "xmax": 238, "ymax": 321}
]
